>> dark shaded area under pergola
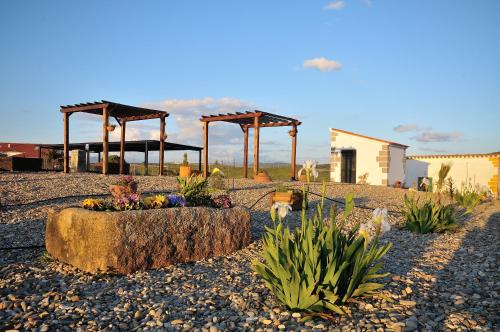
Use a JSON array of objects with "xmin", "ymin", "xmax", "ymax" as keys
[
  {"xmin": 200, "ymin": 111, "xmax": 301, "ymax": 179},
  {"xmin": 39, "ymin": 140, "xmax": 203, "ymax": 174},
  {"xmin": 60, "ymin": 100, "xmax": 169, "ymax": 175}
]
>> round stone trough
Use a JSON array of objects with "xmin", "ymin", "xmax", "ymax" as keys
[{"xmin": 45, "ymin": 206, "xmax": 251, "ymax": 274}]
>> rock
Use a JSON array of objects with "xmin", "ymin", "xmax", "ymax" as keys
[
  {"xmin": 171, "ymin": 319, "xmax": 183, "ymax": 325},
  {"xmin": 69, "ymin": 295, "xmax": 80, "ymax": 302},
  {"xmin": 262, "ymin": 319, "xmax": 272, "ymax": 325},
  {"xmin": 133, "ymin": 310, "xmax": 142, "ymax": 320},
  {"xmin": 404, "ymin": 317, "xmax": 418, "ymax": 331},
  {"xmin": 45, "ymin": 206, "xmax": 252, "ymax": 274},
  {"xmin": 292, "ymin": 312, "xmax": 301, "ymax": 318}
]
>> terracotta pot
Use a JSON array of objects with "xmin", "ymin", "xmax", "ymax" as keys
[
  {"xmin": 254, "ymin": 171, "xmax": 272, "ymax": 183},
  {"xmin": 179, "ymin": 165, "xmax": 192, "ymax": 178},
  {"xmin": 109, "ymin": 184, "xmax": 132, "ymax": 199}
]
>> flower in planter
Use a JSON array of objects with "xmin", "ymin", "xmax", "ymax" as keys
[
  {"xmin": 167, "ymin": 194, "xmax": 187, "ymax": 207},
  {"xmin": 143, "ymin": 195, "xmax": 168, "ymax": 209},
  {"xmin": 271, "ymin": 201, "xmax": 292, "ymax": 219},
  {"xmin": 114, "ymin": 193, "xmax": 141, "ymax": 211},
  {"xmin": 212, "ymin": 195, "xmax": 232, "ymax": 209},
  {"xmin": 82, "ymin": 198, "xmax": 105, "ymax": 211}
]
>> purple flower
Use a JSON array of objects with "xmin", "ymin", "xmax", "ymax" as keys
[
  {"xmin": 168, "ymin": 194, "xmax": 186, "ymax": 207},
  {"xmin": 129, "ymin": 193, "xmax": 140, "ymax": 203},
  {"xmin": 124, "ymin": 175, "xmax": 133, "ymax": 183}
]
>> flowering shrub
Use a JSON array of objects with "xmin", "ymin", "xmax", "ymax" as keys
[
  {"xmin": 211, "ymin": 195, "xmax": 232, "ymax": 209},
  {"xmin": 254, "ymin": 185, "xmax": 392, "ymax": 315}
]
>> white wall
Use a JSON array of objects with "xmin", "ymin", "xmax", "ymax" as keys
[
  {"xmin": 330, "ymin": 130, "xmax": 387, "ymax": 185},
  {"xmin": 388, "ymin": 146, "xmax": 406, "ymax": 186},
  {"xmin": 406, "ymin": 156, "xmax": 498, "ymax": 195}
]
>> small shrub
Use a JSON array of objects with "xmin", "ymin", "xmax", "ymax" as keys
[
  {"xmin": 209, "ymin": 168, "xmax": 226, "ymax": 190},
  {"xmin": 454, "ymin": 184, "xmax": 482, "ymax": 214},
  {"xmin": 177, "ymin": 175, "xmax": 211, "ymax": 206},
  {"xmin": 253, "ymin": 186, "xmax": 392, "ymax": 315},
  {"xmin": 404, "ymin": 195, "xmax": 458, "ymax": 233},
  {"xmin": 182, "ymin": 153, "xmax": 189, "ymax": 166},
  {"xmin": 358, "ymin": 172, "xmax": 369, "ymax": 185},
  {"xmin": 274, "ymin": 183, "xmax": 289, "ymax": 193}
]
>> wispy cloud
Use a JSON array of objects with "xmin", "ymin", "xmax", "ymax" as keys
[
  {"xmin": 412, "ymin": 130, "xmax": 463, "ymax": 143},
  {"xmin": 393, "ymin": 124, "xmax": 419, "ymax": 133},
  {"xmin": 417, "ymin": 146, "xmax": 448, "ymax": 153},
  {"xmin": 324, "ymin": 1, "xmax": 345, "ymax": 10},
  {"xmin": 303, "ymin": 57, "xmax": 342, "ymax": 72},
  {"xmin": 362, "ymin": 0, "xmax": 373, "ymax": 7}
]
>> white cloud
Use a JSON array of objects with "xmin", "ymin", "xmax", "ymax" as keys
[
  {"xmin": 303, "ymin": 57, "xmax": 342, "ymax": 72},
  {"xmin": 393, "ymin": 124, "xmax": 419, "ymax": 133},
  {"xmin": 412, "ymin": 130, "xmax": 463, "ymax": 143},
  {"xmin": 325, "ymin": 1, "xmax": 345, "ymax": 10}
]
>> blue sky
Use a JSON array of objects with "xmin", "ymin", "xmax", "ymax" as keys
[{"xmin": 0, "ymin": 0, "xmax": 499, "ymax": 163}]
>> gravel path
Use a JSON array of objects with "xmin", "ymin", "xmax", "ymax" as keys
[{"xmin": 0, "ymin": 173, "xmax": 498, "ymax": 331}]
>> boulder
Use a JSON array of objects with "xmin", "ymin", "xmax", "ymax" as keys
[{"xmin": 46, "ymin": 206, "xmax": 251, "ymax": 274}]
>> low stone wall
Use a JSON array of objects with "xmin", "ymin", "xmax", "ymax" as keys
[{"xmin": 46, "ymin": 206, "xmax": 251, "ymax": 274}]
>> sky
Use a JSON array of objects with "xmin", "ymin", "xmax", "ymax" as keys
[{"xmin": 0, "ymin": 0, "xmax": 499, "ymax": 164}]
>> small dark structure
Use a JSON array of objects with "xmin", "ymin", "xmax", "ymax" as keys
[
  {"xmin": 39, "ymin": 140, "xmax": 203, "ymax": 174},
  {"xmin": 200, "ymin": 111, "xmax": 301, "ymax": 179},
  {"xmin": 60, "ymin": 101, "xmax": 169, "ymax": 175},
  {"xmin": 0, "ymin": 156, "xmax": 42, "ymax": 172}
]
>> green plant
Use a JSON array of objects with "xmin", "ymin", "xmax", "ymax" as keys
[
  {"xmin": 253, "ymin": 185, "xmax": 392, "ymax": 315},
  {"xmin": 177, "ymin": 175, "xmax": 211, "ymax": 206},
  {"xmin": 454, "ymin": 184, "xmax": 482, "ymax": 214},
  {"xmin": 404, "ymin": 195, "xmax": 458, "ymax": 233},
  {"xmin": 274, "ymin": 183, "xmax": 289, "ymax": 193},
  {"xmin": 446, "ymin": 178, "xmax": 456, "ymax": 198},
  {"xmin": 109, "ymin": 155, "xmax": 121, "ymax": 163},
  {"xmin": 182, "ymin": 153, "xmax": 189, "ymax": 166},
  {"xmin": 436, "ymin": 163, "xmax": 452, "ymax": 192}
]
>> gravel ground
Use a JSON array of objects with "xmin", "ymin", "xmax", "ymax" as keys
[{"xmin": 0, "ymin": 172, "xmax": 498, "ymax": 331}]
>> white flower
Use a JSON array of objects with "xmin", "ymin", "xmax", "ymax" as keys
[
  {"xmin": 298, "ymin": 160, "xmax": 319, "ymax": 180},
  {"xmin": 420, "ymin": 178, "xmax": 430, "ymax": 187},
  {"xmin": 372, "ymin": 208, "xmax": 391, "ymax": 234},
  {"xmin": 272, "ymin": 202, "xmax": 292, "ymax": 219}
]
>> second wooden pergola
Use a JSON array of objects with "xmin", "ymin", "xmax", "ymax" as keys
[{"xmin": 200, "ymin": 111, "xmax": 301, "ymax": 179}]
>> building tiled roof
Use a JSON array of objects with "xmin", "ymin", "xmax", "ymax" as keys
[
  {"xmin": 407, "ymin": 151, "xmax": 500, "ymax": 159},
  {"xmin": 330, "ymin": 128, "xmax": 409, "ymax": 148}
]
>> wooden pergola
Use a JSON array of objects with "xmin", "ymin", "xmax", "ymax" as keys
[
  {"xmin": 200, "ymin": 111, "xmax": 301, "ymax": 179},
  {"xmin": 60, "ymin": 100, "xmax": 169, "ymax": 175}
]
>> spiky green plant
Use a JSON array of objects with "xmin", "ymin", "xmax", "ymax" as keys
[
  {"xmin": 454, "ymin": 184, "xmax": 482, "ymax": 214},
  {"xmin": 404, "ymin": 195, "xmax": 458, "ymax": 233},
  {"xmin": 177, "ymin": 175, "xmax": 211, "ymax": 206},
  {"xmin": 253, "ymin": 185, "xmax": 392, "ymax": 315}
]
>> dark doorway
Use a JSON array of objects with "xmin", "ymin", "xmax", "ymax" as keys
[{"xmin": 341, "ymin": 150, "xmax": 356, "ymax": 183}]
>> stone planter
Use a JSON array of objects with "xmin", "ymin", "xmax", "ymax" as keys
[{"xmin": 46, "ymin": 206, "xmax": 251, "ymax": 274}]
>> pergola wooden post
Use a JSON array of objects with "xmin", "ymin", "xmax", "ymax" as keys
[
  {"xmin": 253, "ymin": 115, "xmax": 260, "ymax": 176},
  {"xmin": 202, "ymin": 122, "xmax": 209, "ymax": 177},
  {"xmin": 119, "ymin": 120, "xmax": 126, "ymax": 175},
  {"xmin": 144, "ymin": 141, "xmax": 149, "ymax": 175},
  {"xmin": 102, "ymin": 106, "xmax": 109, "ymax": 175},
  {"xmin": 159, "ymin": 115, "xmax": 166, "ymax": 176},
  {"xmin": 200, "ymin": 111, "xmax": 301, "ymax": 179},
  {"xmin": 290, "ymin": 124, "xmax": 298, "ymax": 180},
  {"xmin": 63, "ymin": 112, "xmax": 70, "ymax": 173},
  {"xmin": 60, "ymin": 100, "xmax": 169, "ymax": 176},
  {"xmin": 242, "ymin": 126, "xmax": 249, "ymax": 178}
]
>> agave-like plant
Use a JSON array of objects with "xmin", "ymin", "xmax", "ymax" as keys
[
  {"xmin": 404, "ymin": 195, "xmax": 458, "ymax": 233},
  {"xmin": 177, "ymin": 175, "xmax": 211, "ymax": 206},
  {"xmin": 253, "ymin": 185, "xmax": 392, "ymax": 315}
]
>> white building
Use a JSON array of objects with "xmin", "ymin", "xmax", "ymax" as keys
[
  {"xmin": 406, "ymin": 152, "xmax": 500, "ymax": 196},
  {"xmin": 329, "ymin": 128, "xmax": 500, "ymax": 197},
  {"xmin": 330, "ymin": 128, "xmax": 408, "ymax": 186}
]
